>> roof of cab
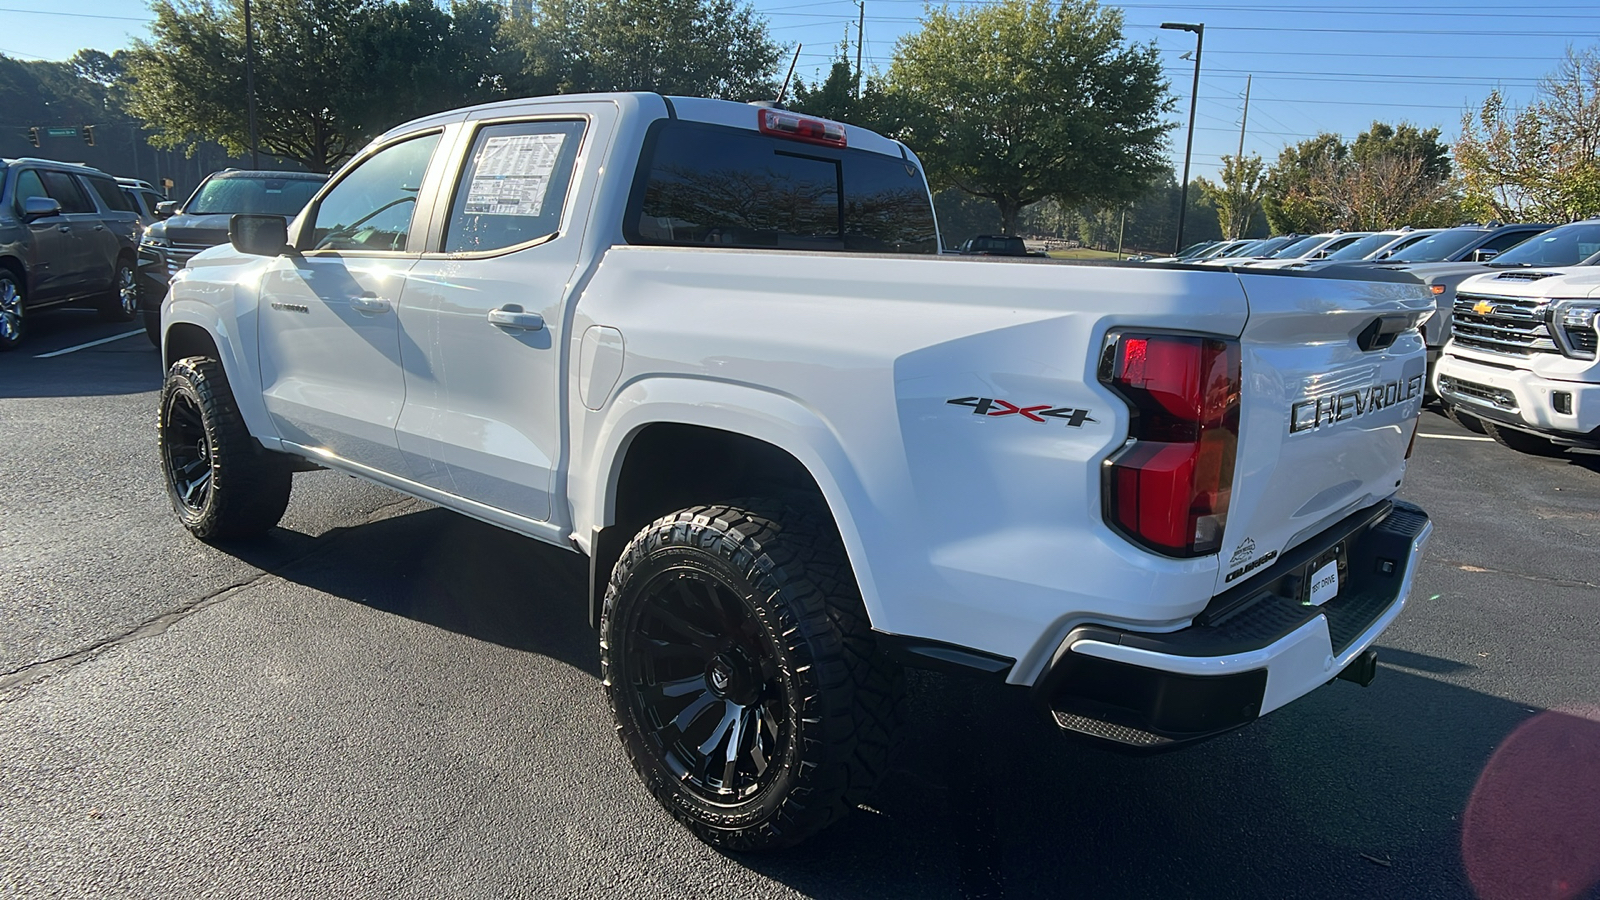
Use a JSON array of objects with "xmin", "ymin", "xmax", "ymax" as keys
[{"xmin": 376, "ymin": 91, "xmax": 914, "ymax": 164}]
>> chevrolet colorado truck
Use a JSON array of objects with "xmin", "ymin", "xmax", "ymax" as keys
[
  {"xmin": 1435, "ymin": 221, "xmax": 1600, "ymax": 455},
  {"xmin": 153, "ymin": 93, "xmax": 1436, "ymax": 849}
]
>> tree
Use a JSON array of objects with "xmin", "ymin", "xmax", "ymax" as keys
[
  {"xmin": 1457, "ymin": 47, "xmax": 1600, "ymax": 222},
  {"xmin": 1263, "ymin": 123, "xmax": 1456, "ymax": 233},
  {"xmin": 125, "ymin": 0, "xmax": 510, "ymax": 173},
  {"xmin": 1199, "ymin": 153, "xmax": 1266, "ymax": 239},
  {"xmin": 884, "ymin": 0, "xmax": 1172, "ymax": 235},
  {"xmin": 503, "ymin": 0, "xmax": 780, "ymax": 100}
]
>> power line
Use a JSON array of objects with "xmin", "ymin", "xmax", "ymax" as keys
[{"xmin": 0, "ymin": 5, "xmax": 150, "ymax": 21}]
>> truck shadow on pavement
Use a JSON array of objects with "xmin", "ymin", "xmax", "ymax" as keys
[{"xmin": 237, "ymin": 507, "xmax": 1599, "ymax": 900}]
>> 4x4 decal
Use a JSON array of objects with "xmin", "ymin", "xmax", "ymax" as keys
[{"xmin": 947, "ymin": 397, "xmax": 1096, "ymax": 427}]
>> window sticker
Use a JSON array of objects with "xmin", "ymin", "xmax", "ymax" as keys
[{"xmin": 464, "ymin": 133, "xmax": 567, "ymax": 217}]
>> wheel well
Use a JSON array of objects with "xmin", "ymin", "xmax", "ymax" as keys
[
  {"xmin": 0, "ymin": 255, "xmax": 22, "ymax": 288},
  {"xmin": 164, "ymin": 322, "xmax": 221, "ymax": 370},
  {"xmin": 587, "ymin": 423, "xmax": 832, "ymax": 628}
]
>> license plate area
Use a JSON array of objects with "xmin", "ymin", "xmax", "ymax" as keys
[{"xmin": 1303, "ymin": 542, "xmax": 1348, "ymax": 607}]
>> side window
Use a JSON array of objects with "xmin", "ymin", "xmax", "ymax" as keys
[
  {"xmin": 306, "ymin": 132, "xmax": 442, "ymax": 252},
  {"xmin": 40, "ymin": 172, "xmax": 96, "ymax": 214},
  {"xmin": 1480, "ymin": 230, "xmax": 1537, "ymax": 255},
  {"xmin": 444, "ymin": 120, "xmax": 586, "ymax": 254},
  {"xmin": 842, "ymin": 153, "xmax": 938, "ymax": 254},
  {"xmin": 87, "ymin": 177, "xmax": 134, "ymax": 212},
  {"xmin": 13, "ymin": 169, "xmax": 48, "ymax": 214}
]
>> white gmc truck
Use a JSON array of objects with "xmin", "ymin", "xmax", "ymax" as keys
[{"xmin": 154, "ymin": 93, "xmax": 1435, "ymax": 849}]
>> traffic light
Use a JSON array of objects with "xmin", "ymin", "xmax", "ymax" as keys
[
  {"xmin": 83, "ymin": 125, "xmax": 95, "ymax": 146},
  {"xmin": 28, "ymin": 127, "xmax": 39, "ymax": 148}
]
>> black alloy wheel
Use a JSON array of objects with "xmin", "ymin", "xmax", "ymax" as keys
[
  {"xmin": 602, "ymin": 502, "xmax": 903, "ymax": 850},
  {"xmin": 0, "ymin": 270, "xmax": 25, "ymax": 351},
  {"xmin": 623, "ymin": 565, "xmax": 787, "ymax": 804},
  {"xmin": 158, "ymin": 357, "xmax": 293, "ymax": 540},
  {"xmin": 162, "ymin": 387, "xmax": 214, "ymax": 515}
]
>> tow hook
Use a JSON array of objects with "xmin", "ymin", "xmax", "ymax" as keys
[{"xmin": 1336, "ymin": 649, "xmax": 1379, "ymax": 687}]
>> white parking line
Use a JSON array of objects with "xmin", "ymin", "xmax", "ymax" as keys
[
  {"xmin": 1417, "ymin": 433, "xmax": 1494, "ymax": 442},
  {"xmin": 34, "ymin": 330, "xmax": 145, "ymax": 359}
]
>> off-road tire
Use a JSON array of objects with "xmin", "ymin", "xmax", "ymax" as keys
[
  {"xmin": 99, "ymin": 259, "xmax": 139, "ymax": 322},
  {"xmin": 1442, "ymin": 403, "xmax": 1487, "ymax": 434},
  {"xmin": 1481, "ymin": 420, "xmax": 1567, "ymax": 458},
  {"xmin": 601, "ymin": 501, "xmax": 903, "ymax": 851},
  {"xmin": 158, "ymin": 357, "xmax": 293, "ymax": 540},
  {"xmin": 0, "ymin": 269, "xmax": 25, "ymax": 351}
]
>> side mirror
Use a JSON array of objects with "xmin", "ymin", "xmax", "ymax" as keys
[
  {"xmin": 22, "ymin": 196, "xmax": 61, "ymax": 221},
  {"xmin": 230, "ymin": 214, "xmax": 289, "ymax": 257},
  {"xmin": 155, "ymin": 200, "xmax": 179, "ymax": 219},
  {"xmin": 1473, "ymin": 248, "xmax": 1499, "ymax": 262}
]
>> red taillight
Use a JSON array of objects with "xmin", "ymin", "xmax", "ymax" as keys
[
  {"xmin": 757, "ymin": 108, "xmax": 847, "ymax": 147},
  {"xmin": 1100, "ymin": 333, "xmax": 1241, "ymax": 557}
]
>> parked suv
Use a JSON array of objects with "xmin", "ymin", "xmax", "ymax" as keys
[
  {"xmin": 0, "ymin": 158, "xmax": 142, "ymax": 350},
  {"xmin": 138, "ymin": 169, "xmax": 326, "ymax": 343},
  {"xmin": 950, "ymin": 234, "xmax": 1046, "ymax": 256},
  {"xmin": 116, "ymin": 177, "xmax": 167, "ymax": 228}
]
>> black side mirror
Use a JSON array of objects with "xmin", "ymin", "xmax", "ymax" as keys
[
  {"xmin": 22, "ymin": 196, "xmax": 61, "ymax": 221},
  {"xmin": 230, "ymin": 214, "xmax": 289, "ymax": 256},
  {"xmin": 155, "ymin": 200, "xmax": 179, "ymax": 219}
]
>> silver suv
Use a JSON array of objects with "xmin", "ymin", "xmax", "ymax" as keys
[{"xmin": 0, "ymin": 158, "xmax": 142, "ymax": 350}]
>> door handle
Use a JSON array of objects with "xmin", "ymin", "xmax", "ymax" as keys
[
  {"xmin": 57, "ymin": 225, "xmax": 71, "ymax": 233},
  {"xmin": 350, "ymin": 294, "xmax": 392, "ymax": 314},
  {"xmin": 487, "ymin": 306, "xmax": 545, "ymax": 332},
  {"xmin": 93, "ymin": 224, "xmax": 105, "ymax": 231}
]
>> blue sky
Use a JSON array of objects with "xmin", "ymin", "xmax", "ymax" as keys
[{"xmin": 1, "ymin": 0, "xmax": 1592, "ymax": 181}]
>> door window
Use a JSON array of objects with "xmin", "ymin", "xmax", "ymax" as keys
[
  {"xmin": 305, "ymin": 133, "xmax": 442, "ymax": 253},
  {"xmin": 13, "ymin": 169, "xmax": 47, "ymax": 214},
  {"xmin": 40, "ymin": 171, "xmax": 96, "ymax": 213},
  {"xmin": 444, "ymin": 120, "xmax": 586, "ymax": 254},
  {"xmin": 1478, "ymin": 229, "xmax": 1540, "ymax": 255}
]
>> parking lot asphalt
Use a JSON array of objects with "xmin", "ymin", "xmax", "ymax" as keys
[{"xmin": 2, "ymin": 308, "xmax": 1598, "ymax": 900}]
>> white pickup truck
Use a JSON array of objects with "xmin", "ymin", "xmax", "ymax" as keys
[
  {"xmin": 1435, "ymin": 219, "xmax": 1600, "ymax": 454},
  {"xmin": 155, "ymin": 92, "xmax": 1436, "ymax": 849}
]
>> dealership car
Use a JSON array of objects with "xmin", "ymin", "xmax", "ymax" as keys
[
  {"xmin": 138, "ymin": 169, "xmax": 326, "ymax": 343},
  {"xmin": 0, "ymin": 157, "xmax": 142, "ymax": 350}
]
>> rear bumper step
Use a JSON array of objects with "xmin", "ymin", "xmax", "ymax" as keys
[{"xmin": 1035, "ymin": 500, "xmax": 1432, "ymax": 751}]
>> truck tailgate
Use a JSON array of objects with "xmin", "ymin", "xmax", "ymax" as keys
[{"xmin": 1216, "ymin": 271, "xmax": 1434, "ymax": 593}]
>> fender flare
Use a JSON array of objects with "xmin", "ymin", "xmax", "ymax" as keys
[
  {"xmin": 165, "ymin": 287, "xmax": 278, "ymax": 447},
  {"xmin": 574, "ymin": 376, "xmax": 894, "ymax": 628}
]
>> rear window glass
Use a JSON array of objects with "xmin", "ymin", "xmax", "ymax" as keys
[
  {"xmin": 444, "ymin": 119, "xmax": 586, "ymax": 254},
  {"xmin": 629, "ymin": 120, "xmax": 937, "ymax": 254},
  {"xmin": 186, "ymin": 175, "xmax": 324, "ymax": 216},
  {"xmin": 87, "ymin": 176, "xmax": 133, "ymax": 212}
]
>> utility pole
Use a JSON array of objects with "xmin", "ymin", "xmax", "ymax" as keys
[
  {"xmin": 245, "ymin": 0, "xmax": 260, "ymax": 168},
  {"xmin": 1117, "ymin": 206, "xmax": 1127, "ymax": 260},
  {"xmin": 1161, "ymin": 22, "xmax": 1204, "ymax": 255},
  {"xmin": 1235, "ymin": 74, "xmax": 1251, "ymax": 163},
  {"xmin": 855, "ymin": 1, "xmax": 864, "ymax": 99}
]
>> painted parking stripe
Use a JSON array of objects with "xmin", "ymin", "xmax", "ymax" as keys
[
  {"xmin": 34, "ymin": 329, "xmax": 145, "ymax": 359},
  {"xmin": 1417, "ymin": 433, "xmax": 1494, "ymax": 442}
]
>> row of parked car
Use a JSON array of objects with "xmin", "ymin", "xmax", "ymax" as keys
[
  {"xmin": 1149, "ymin": 218, "xmax": 1600, "ymax": 458},
  {"xmin": 0, "ymin": 156, "xmax": 326, "ymax": 351}
]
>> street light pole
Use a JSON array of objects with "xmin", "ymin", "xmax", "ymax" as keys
[
  {"xmin": 1161, "ymin": 22, "xmax": 1203, "ymax": 256},
  {"xmin": 245, "ymin": 0, "xmax": 259, "ymax": 168}
]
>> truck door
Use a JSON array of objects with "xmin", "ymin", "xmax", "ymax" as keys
[
  {"xmin": 256, "ymin": 130, "xmax": 445, "ymax": 475},
  {"xmin": 396, "ymin": 115, "xmax": 595, "ymax": 523}
]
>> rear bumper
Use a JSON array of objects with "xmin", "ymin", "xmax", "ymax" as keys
[
  {"xmin": 1035, "ymin": 500, "xmax": 1432, "ymax": 750},
  {"xmin": 1435, "ymin": 353, "xmax": 1600, "ymax": 443}
]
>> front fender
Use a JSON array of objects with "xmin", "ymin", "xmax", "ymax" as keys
[{"xmin": 164, "ymin": 268, "xmax": 277, "ymax": 448}]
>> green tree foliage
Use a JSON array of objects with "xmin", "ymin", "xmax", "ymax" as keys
[
  {"xmin": 502, "ymin": 0, "xmax": 780, "ymax": 100},
  {"xmin": 1457, "ymin": 47, "xmax": 1600, "ymax": 222},
  {"xmin": 1263, "ymin": 123, "xmax": 1456, "ymax": 233},
  {"xmin": 884, "ymin": 0, "xmax": 1172, "ymax": 234},
  {"xmin": 126, "ymin": 0, "xmax": 510, "ymax": 172},
  {"xmin": 1198, "ymin": 153, "xmax": 1266, "ymax": 239},
  {"xmin": 0, "ymin": 53, "xmax": 127, "ymax": 131}
]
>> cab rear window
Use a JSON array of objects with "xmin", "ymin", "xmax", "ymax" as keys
[{"xmin": 627, "ymin": 119, "xmax": 937, "ymax": 254}]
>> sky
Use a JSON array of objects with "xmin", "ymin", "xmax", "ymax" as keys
[{"xmin": 0, "ymin": 0, "xmax": 1593, "ymax": 182}]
